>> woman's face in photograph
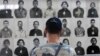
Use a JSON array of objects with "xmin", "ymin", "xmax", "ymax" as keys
[{"xmin": 19, "ymin": 41, "xmax": 24, "ymax": 47}]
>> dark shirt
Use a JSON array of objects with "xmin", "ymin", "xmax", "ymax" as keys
[
  {"xmin": 0, "ymin": 48, "xmax": 12, "ymax": 56},
  {"xmin": 14, "ymin": 8, "xmax": 27, "ymax": 18},
  {"xmin": 75, "ymin": 46, "xmax": 85, "ymax": 55},
  {"xmin": 58, "ymin": 8, "xmax": 71, "ymax": 18},
  {"xmin": 30, "ymin": 7, "xmax": 42, "ymax": 18},
  {"xmin": 87, "ymin": 26, "xmax": 98, "ymax": 37},
  {"xmin": 87, "ymin": 45, "xmax": 100, "ymax": 54},
  {"xmin": 87, "ymin": 8, "xmax": 98, "ymax": 18},
  {"xmin": 61, "ymin": 27, "xmax": 71, "ymax": 37},
  {"xmin": 73, "ymin": 7, "xmax": 84, "ymax": 18},
  {"xmin": 14, "ymin": 47, "xmax": 28, "ymax": 56},
  {"xmin": 0, "ymin": 9, "xmax": 13, "ymax": 18},
  {"xmin": 29, "ymin": 29, "xmax": 42, "ymax": 36}
]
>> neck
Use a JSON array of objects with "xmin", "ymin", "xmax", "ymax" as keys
[
  {"xmin": 47, "ymin": 34, "xmax": 60, "ymax": 44},
  {"xmin": 19, "ymin": 27, "xmax": 23, "ymax": 31},
  {"xmin": 78, "ymin": 26, "xmax": 81, "ymax": 27},
  {"xmin": 91, "ymin": 25, "xmax": 94, "ymax": 27}
]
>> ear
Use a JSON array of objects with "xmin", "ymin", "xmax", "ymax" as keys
[{"xmin": 44, "ymin": 28, "xmax": 47, "ymax": 37}]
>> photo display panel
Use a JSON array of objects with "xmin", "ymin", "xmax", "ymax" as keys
[{"xmin": 0, "ymin": 0, "xmax": 100, "ymax": 56}]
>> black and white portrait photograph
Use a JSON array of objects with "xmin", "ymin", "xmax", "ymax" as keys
[
  {"xmin": 14, "ymin": 0, "xmax": 27, "ymax": 18},
  {"xmin": 75, "ymin": 20, "xmax": 85, "ymax": 37}
]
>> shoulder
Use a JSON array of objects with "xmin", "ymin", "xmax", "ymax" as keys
[
  {"xmin": 30, "ymin": 8, "xmax": 34, "ymax": 11},
  {"xmin": 30, "ymin": 29, "xmax": 34, "ymax": 32},
  {"xmin": 58, "ymin": 9, "xmax": 63, "ymax": 12},
  {"xmin": 37, "ymin": 8, "xmax": 42, "ymax": 11},
  {"xmin": 14, "ymin": 9, "xmax": 19, "ymax": 12}
]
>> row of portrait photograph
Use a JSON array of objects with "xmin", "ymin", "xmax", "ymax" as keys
[
  {"xmin": 0, "ymin": 0, "xmax": 99, "ymax": 18},
  {"xmin": 0, "ymin": 37, "xmax": 100, "ymax": 56},
  {"xmin": 0, "ymin": 18, "xmax": 99, "ymax": 38}
]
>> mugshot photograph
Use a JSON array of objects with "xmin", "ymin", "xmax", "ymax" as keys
[
  {"xmin": 73, "ymin": 0, "xmax": 84, "ymax": 18},
  {"xmin": 30, "ymin": 38, "xmax": 40, "ymax": 56},
  {"xmin": 14, "ymin": 0, "xmax": 27, "ymax": 18},
  {"xmin": 75, "ymin": 41, "xmax": 85, "ymax": 55},
  {"xmin": 29, "ymin": 21, "xmax": 42, "ymax": 36},
  {"xmin": 0, "ymin": 20, "xmax": 12, "ymax": 38},
  {"xmin": 15, "ymin": 21, "xmax": 27, "ymax": 38},
  {"xmin": 30, "ymin": 0, "xmax": 42, "ymax": 18},
  {"xmin": 87, "ymin": 38, "xmax": 100, "ymax": 54},
  {"xmin": 87, "ymin": 19, "xmax": 98, "ymax": 37},
  {"xmin": 44, "ymin": 0, "xmax": 56, "ymax": 18},
  {"xmin": 58, "ymin": 1, "xmax": 71, "ymax": 18},
  {"xmin": 87, "ymin": 2, "xmax": 98, "ymax": 18},
  {"xmin": 14, "ymin": 39, "xmax": 28, "ymax": 56},
  {"xmin": 62, "ymin": 38, "xmax": 70, "ymax": 45},
  {"xmin": 0, "ymin": 39, "xmax": 12, "ymax": 56},
  {"xmin": 0, "ymin": 0, "xmax": 13, "ymax": 18},
  {"xmin": 75, "ymin": 20, "xmax": 85, "ymax": 37},
  {"xmin": 61, "ymin": 19, "xmax": 71, "ymax": 37}
]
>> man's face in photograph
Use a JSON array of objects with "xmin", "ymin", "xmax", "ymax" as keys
[
  {"xmin": 62, "ymin": 19, "xmax": 67, "ymax": 28},
  {"xmin": 19, "ymin": 2, "xmax": 24, "ymax": 8},
  {"xmin": 47, "ymin": 1, "xmax": 52, "ymax": 8},
  {"xmin": 77, "ymin": 41, "xmax": 81, "ymax": 47},
  {"xmin": 18, "ymin": 21, "xmax": 23, "ymax": 28},
  {"xmin": 34, "ymin": 21, "xmax": 39, "ymax": 29},
  {"xmin": 77, "ymin": 21, "xmax": 81, "ymax": 27},
  {"xmin": 3, "ymin": 21, "xmax": 9, "ymax": 28},
  {"xmin": 4, "ymin": 41, "xmax": 10, "ymax": 48},
  {"xmin": 34, "ymin": 40, "xmax": 40, "ymax": 47},
  {"xmin": 76, "ymin": 1, "xmax": 81, "ymax": 7},
  {"xmin": 3, "ymin": 0, "xmax": 8, "ymax": 5},
  {"xmin": 33, "ymin": 1, "xmax": 38, "ymax": 7},
  {"xmin": 91, "ymin": 20, "xmax": 95, "ymax": 26},
  {"xmin": 91, "ymin": 38, "xmax": 97, "ymax": 45}
]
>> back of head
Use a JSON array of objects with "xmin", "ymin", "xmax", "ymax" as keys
[{"xmin": 46, "ymin": 17, "xmax": 62, "ymax": 34}]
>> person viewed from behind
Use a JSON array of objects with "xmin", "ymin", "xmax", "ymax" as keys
[{"xmin": 33, "ymin": 17, "xmax": 76, "ymax": 56}]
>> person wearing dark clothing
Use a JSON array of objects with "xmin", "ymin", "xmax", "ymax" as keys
[
  {"xmin": 73, "ymin": 0, "xmax": 84, "ymax": 18},
  {"xmin": 75, "ymin": 41, "xmax": 85, "ymax": 55},
  {"xmin": 30, "ymin": 0, "xmax": 42, "ymax": 18},
  {"xmin": 87, "ymin": 38, "xmax": 100, "ymax": 54},
  {"xmin": 0, "ymin": 39, "xmax": 12, "ymax": 56},
  {"xmin": 61, "ymin": 19, "xmax": 71, "ymax": 37},
  {"xmin": 0, "ymin": 9, "xmax": 13, "ymax": 18},
  {"xmin": 14, "ymin": 39, "xmax": 28, "ymax": 56},
  {"xmin": 29, "ymin": 21, "xmax": 42, "ymax": 36},
  {"xmin": 0, "ymin": 0, "xmax": 13, "ymax": 18},
  {"xmin": 87, "ymin": 19, "xmax": 98, "ymax": 37},
  {"xmin": 87, "ymin": 2, "xmax": 98, "ymax": 18},
  {"xmin": 63, "ymin": 38, "xmax": 70, "ymax": 45},
  {"xmin": 30, "ymin": 38, "xmax": 40, "ymax": 56},
  {"xmin": 14, "ymin": 0, "xmax": 27, "ymax": 18},
  {"xmin": 58, "ymin": 1, "xmax": 71, "ymax": 18}
]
